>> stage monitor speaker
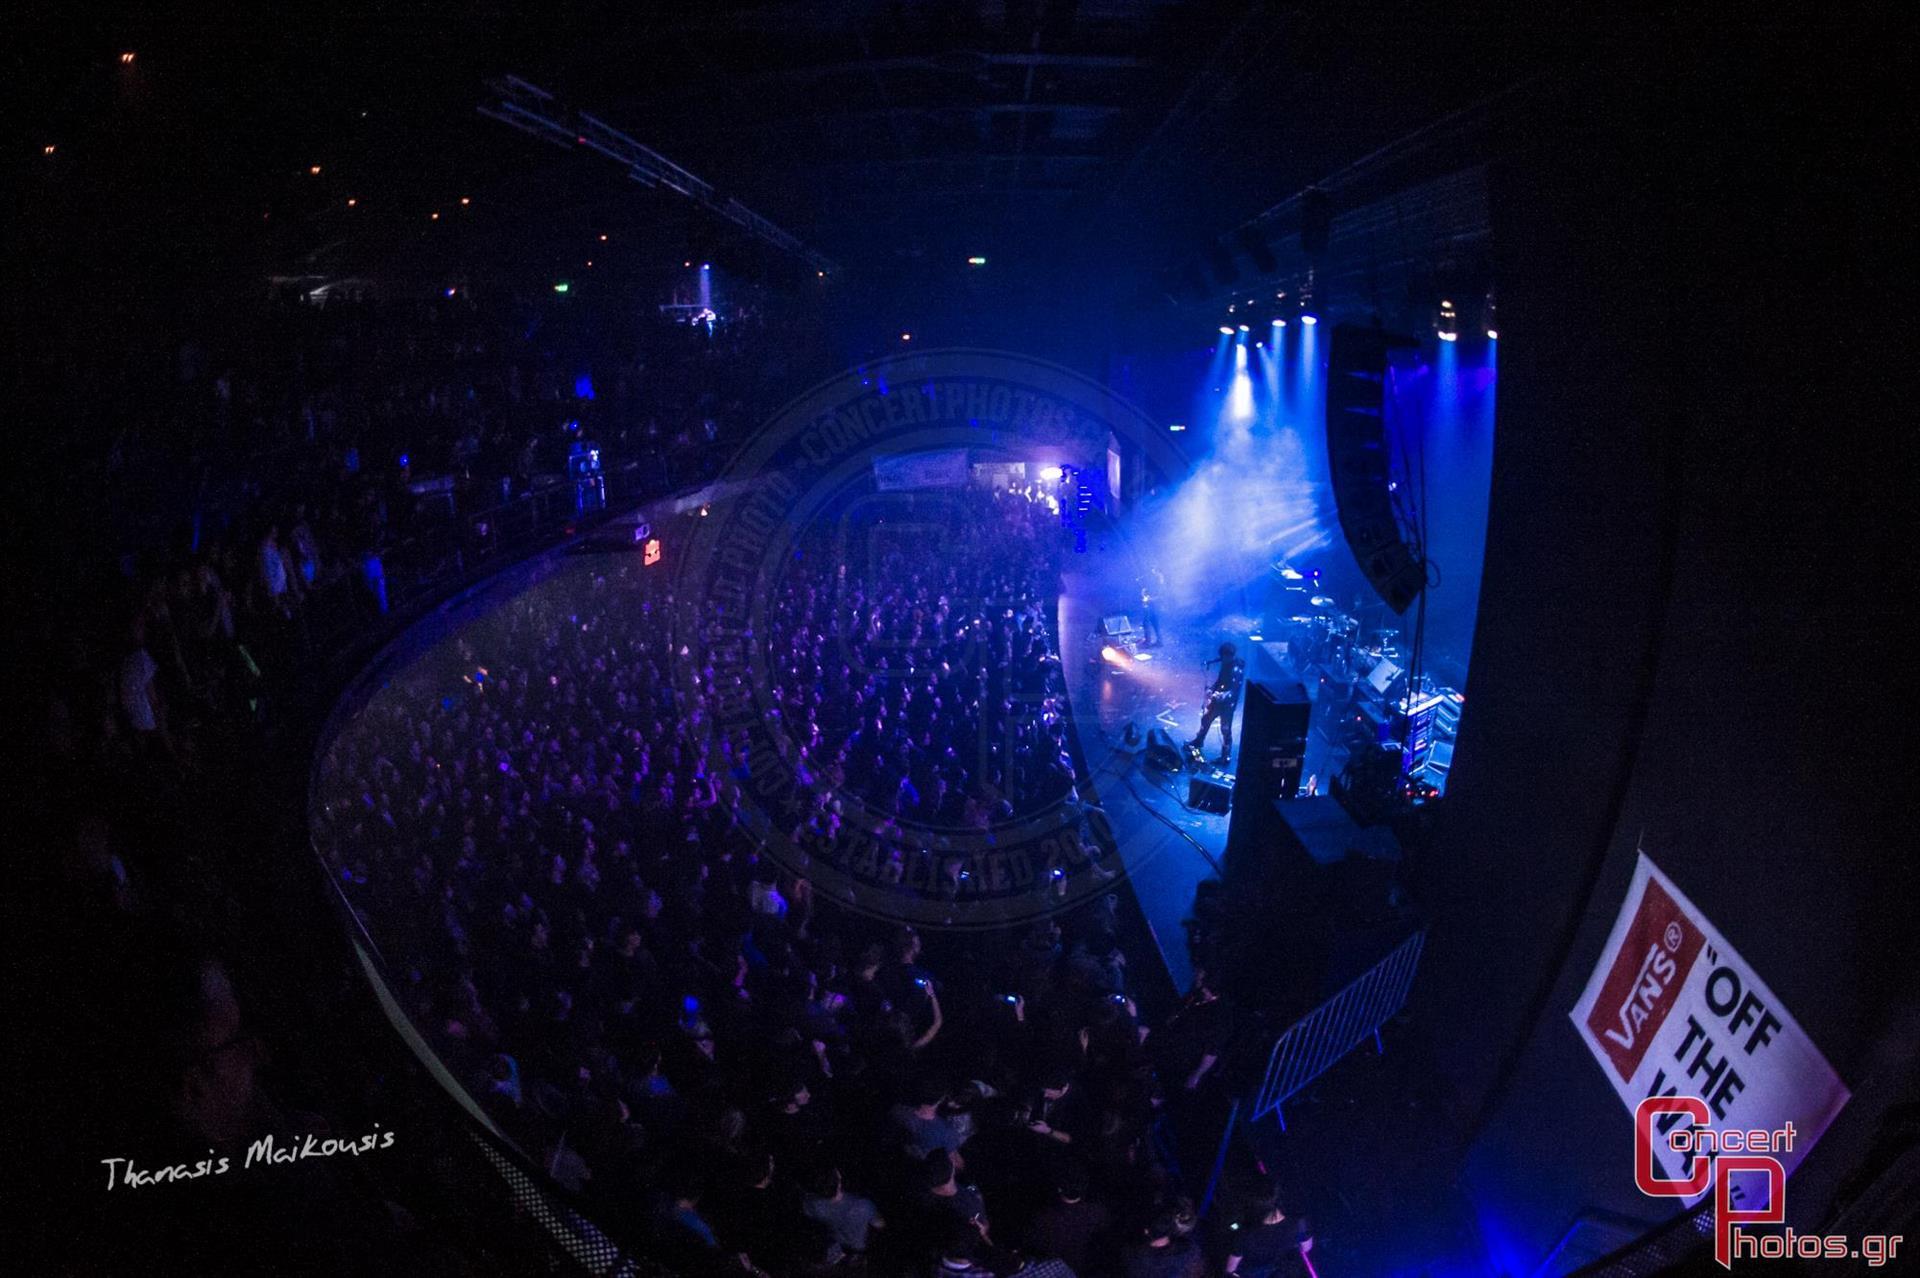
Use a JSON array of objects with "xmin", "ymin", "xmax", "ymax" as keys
[
  {"xmin": 1326, "ymin": 324, "xmax": 1425, "ymax": 614},
  {"xmin": 1144, "ymin": 728, "xmax": 1185, "ymax": 772},
  {"xmin": 1188, "ymin": 773, "xmax": 1233, "ymax": 814}
]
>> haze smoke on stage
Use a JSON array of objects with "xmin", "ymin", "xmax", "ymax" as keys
[{"xmin": 1121, "ymin": 329, "xmax": 1332, "ymax": 613}]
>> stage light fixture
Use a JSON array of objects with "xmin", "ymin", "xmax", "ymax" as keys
[
  {"xmin": 43, "ymin": 144, "xmax": 55, "ymax": 156},
  {"xmin": 1219, "ymin": 325, "xmax": 1234, "ymax": 336},
  {"xmin": 701, "ymin": 262, "xmax": 710, "ymax": 271},
  {"xmin": 309, "ymin": 165, "xmax": 322, "ymax": 175},
  {"xmin": 900, "ymin": 332, "xmax": 912, "ymax": 342},
  {"xmin": 553, "ymin": 282, "xmax": 570, "ymax": 293},
  {"xmin": 599, "ymin": 233, "xmax": 608, "ymax": 241},
  {"xmin": 967, "ymin": 255, "xmax": 987, "ymax": 266},
  {"xmin": 460, "ymin": 196, "xmax": 470, "ymax": 206},
  {"xmin": 1039, "ymin": 465, "xmax": 1064, "ymax": 481},
  {"xmin": 120, "ymin": 52, "xmax": 135, "ymax": 64},
  {"xmin": 1437, "ymin": 296, "xmax": 1459, "ymax": 342},
  {"xmin": 346, "ymin": 197, "xmax": 357, "ymax": 207},
  {"xmin": 1168, "ymin": 423, "xmax": 1186, "ymax": 433},
  {"xmin": 1237, "ymin": 324, "xmax": 1250, "ymax": 333},
  {"xmin": 1486, "ymin": 329, "xmax": 1499, "ymax": 340},
  {"xmin": 1300, "ymin": 314, "xmax": 1318, "ymax": 326}
]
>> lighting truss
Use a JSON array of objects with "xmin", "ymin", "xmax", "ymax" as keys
[{"xmin": 479, "ymin": 76, "xmax": 838, "ymax": 276}]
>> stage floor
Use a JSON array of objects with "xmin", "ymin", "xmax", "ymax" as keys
[{"xmin": 1057, "ymin": 569, "xmax": 1238, "ymax": 997}]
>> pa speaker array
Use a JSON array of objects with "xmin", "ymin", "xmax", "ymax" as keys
[{"xmin": 1326, "ymin": 324, "xmax": 1425, "ymax": 614}]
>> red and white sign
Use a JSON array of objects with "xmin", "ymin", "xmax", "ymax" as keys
[{"xmin": 1570, "ymin": 852, "xmax": 1850, "ymax": 1200}]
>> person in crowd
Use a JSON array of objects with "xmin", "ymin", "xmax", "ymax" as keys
[
  {"xmin": 1120, "ymin": 1211, "xmax": 1208, "ymax": 1278},
  {"xmin": 800, "ymin": 1164, "xmax": 886, "ymax": 1257},
  {"xmin": 1222, "ymin": 1182, "xmax": 1313, "ymax": 1278},
  {"xmin": 1022, "ymin": 1159, "xmax": 1113, "ymax": 1273}
]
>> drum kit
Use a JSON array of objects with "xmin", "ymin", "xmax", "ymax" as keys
[{"xmin": 1277, "ymin": 584, "xmax": 1404, "ymax": 673}]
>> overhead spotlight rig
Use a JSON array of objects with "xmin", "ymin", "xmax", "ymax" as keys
[{"xmin": 479, "ymin": 76, "xmax": 838, "ymax": 277}]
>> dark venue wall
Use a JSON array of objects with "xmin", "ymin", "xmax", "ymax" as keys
[{"xmin": 1405, "ymin": 19, "xmax": 1913, "ymax": 1268}]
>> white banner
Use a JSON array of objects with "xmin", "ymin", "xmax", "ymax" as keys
[
  {"xmin": 1569, "ymin": 851, "xmax": 1849, "ymax": 1201},
  {"xmin": 873, "ymin": 449, "xmax": 970, "ymax": 491}
]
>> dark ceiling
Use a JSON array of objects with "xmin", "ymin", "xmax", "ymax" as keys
[{"xmin": 16, "ymin": 0, "xmax": 1565, "ymax": 316}]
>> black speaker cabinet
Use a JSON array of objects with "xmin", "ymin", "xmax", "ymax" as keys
[
  {"xmin": 1225, "ymin": 646, "xmax": 1313, "ymax": 860},
  {"xmin": 1144, "ymin": 727, "xmax": 1185, "ymax": 772},
  {"xmin": 1188, "ymin": 773, "xmax": 1234, "ymax": 814}
]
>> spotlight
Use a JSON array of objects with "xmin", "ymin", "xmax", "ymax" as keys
[
  {"xmin": 43, "ymin": 144, "xmax": 55, "ymax": 156},
  {"xmin": 1100, "ymin": 645, "xmax": 1133, "ymax": 671},
  {"xmin": 553, "ymin": 281, "xmax": 570, "ymax": 293},
  {"xmin": 1039, "ymin": 465, "xmax": 1064, "ymax": 481},
  {"xmin": 1219, "ymin": 325, "xmax": 1234, "ymax": 336},
  {"xmin": 967, "ymin": 255, "xmax": 987, "ymax": 266},
  {"xmin": 431, "ymin": 211, "xmax": 441, "ymax": 220},
  {"xmin": 599, "ymin": 233, "xmax": 608, "ymax": 241},
  {"xmin": 445, "ymin": 287, "xmax": 457, "ymax": 297},
  {"xmin": 309, "ymin": 165, "xmax": 322, "ymax": 175},
  {"xmin": 1168, "ymin": 423, "xmax": 1186, "ymax": 433},
  {"xmin": 1300, "ymin": 314, "xmax": 1318, "ymax": 326},
  {"xmin": 700, "ymin": 262, "xmax": 710, "ymax": 271},
  {"xmin": 817, "ymin": 270, "xmax": 825, "ymax": 278},
  {"xmin": 1486, "ymin": 329, "xmax": 1499, "ymax": 340},
  {"xmin": 119, "ymin": 51, "xmax": 135, "ymax": 64},
  {"xmin": 460, "ymin": 196, "xmax": 470, "ymax": 206},
  {"xmin": 1274, "ymin": 317, "xmax": 1287, "ymax": 328},
  {"xmin": 900, "ymin": 332, "xmax": 912, "ymax": 342},
  {"xmin": 1437, "ymin": 296, "xmax": 1459, "ymax": 342},
  {"xmin": 346, "ymin": 197, "xmax": 357, "ymax": 207},
  {"xmin": 1237, "ymin": 324, "xmax": 1250, "ymax": 333}
]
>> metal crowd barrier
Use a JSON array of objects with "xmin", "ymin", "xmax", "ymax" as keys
[{"xmin": 1249, "ymin": 927, "xmax": 1427, "ymax": 1130}]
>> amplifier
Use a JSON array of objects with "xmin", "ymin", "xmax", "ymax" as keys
[
  {"xmin": 1145, "ymin": 728, "xmax": 1186, "ymax": 772},
  {"xmin": 1188, "ymin": 772, "xmax": 1234, "ymax": 814}
]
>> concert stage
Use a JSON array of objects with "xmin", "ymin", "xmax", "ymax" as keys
[
  {"xmin": 1059, "ymin": 566, "xmax": 1415, "ymax": 1012},
  {"xmin": 1059, "ymin": 572, "xmax": 1229, "ymax": 996},
  {"xmin": 1058, "ymin": 568, "xmax": 1348, "ymax": 995}
]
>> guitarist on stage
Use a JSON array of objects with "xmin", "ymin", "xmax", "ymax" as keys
[{"xmin": 1190, "ymin": 642, "xmax": 1246, "ymax": 764}]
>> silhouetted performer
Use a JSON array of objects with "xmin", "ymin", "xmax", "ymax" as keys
[{"xmin": 1191, "ymin": 642, "xmax": 1245, "ymax": 763}]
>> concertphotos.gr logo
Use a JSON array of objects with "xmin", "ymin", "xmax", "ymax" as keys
[{"xmin": 674, "ymin": 349, "xmax": 1185, "ymax": 930}]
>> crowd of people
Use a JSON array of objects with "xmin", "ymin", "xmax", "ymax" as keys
[
  {"xmin": 39, "ymin": 286, "xmax": 785, "ymax": 779},
  {"xmin": 311, "ymin": 486, "xmax": 1311, "ymax": 1276},
  {"xmin": 25, "ymin": 282, "xmax": 1318, "ymax": 1274}
]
